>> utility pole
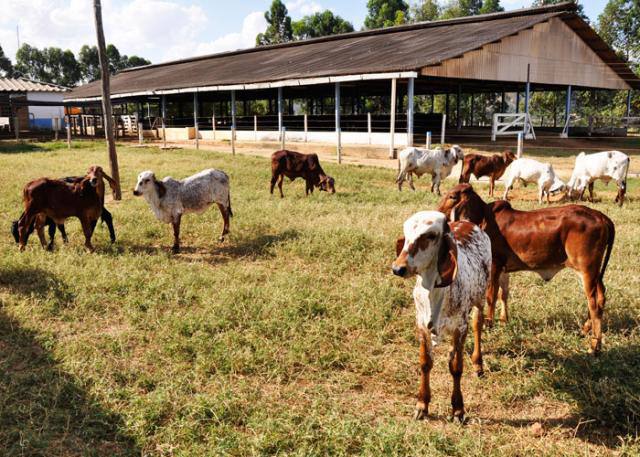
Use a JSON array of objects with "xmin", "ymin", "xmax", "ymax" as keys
[{"xmin": 93, "ymin": 0, "xmax": 122, "ymax": 200}]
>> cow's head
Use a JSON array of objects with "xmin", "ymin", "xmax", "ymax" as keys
[
  {"xmin": 437, "ymin": 184, "xmax": 486, "ymax": 226},
  {"xmin": 503, "ymin": 150, "xmax": 516, "ymax": 164},
  {"xmin": 318, "ymin": 175, "xmax": 336, "ymax": 194},
  {"xmin": 392, "ymin": 211, "xmax": 458, "ymax": 288},
  {"xmin": 134, "ymin": 170, "xmax": 166, "ymax": 198},
  {"xmin": 446, "ymin": 145, "xmax": 464, "ymax": 165}
]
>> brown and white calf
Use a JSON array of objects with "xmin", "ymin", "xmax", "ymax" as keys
[
  {"xmin": 438, "ymin": 184, "xmax": 615, "ymax": 354},
  {"xmin": 459, "ymin": 150, "xmax": 515, "ymax": 197},
  {"xmin": 270, "ymin": 150, "xmax": 335, "ymax": 197},
  {"xmin": 392, "ymin": 211, "xmax": 491, "ymax": 422}
]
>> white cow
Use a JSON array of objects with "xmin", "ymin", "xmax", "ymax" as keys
[
  {"xmin": 503, "ymin": 158, "xmax": 564, "ymax": 204},
  {"xmin": 396, "ymin": 145, "xmax": 464, "ymax": 195},
  {"xmin": 567, "ymin": 150, "xmax": 630, "ymax": 206}
]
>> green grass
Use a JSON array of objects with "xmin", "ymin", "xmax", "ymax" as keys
[{"xmin": 0, "ymin": 140, "xmax": 639, "ymax": 456}]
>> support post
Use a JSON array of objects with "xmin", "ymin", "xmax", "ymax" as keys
[
  {"xmin": 231, "ymin": 126, "xmax": 236, "ymax": 155},
  {"xmin": 445, "ymin": 92, "xmax": 450, "ymax": 126},
  {"xmin": 501, "ymin": 92, "xmax": 506, "ymax": 113},
  {"xmin": 66, "ymin": 114, "xmax": 71, "ymax": 148},
  {"xmin": 565, "ymin": 85, "xmax": 572, "ymax": 123},
  {"xmin": 626, "ymin": 90, "xmax": 632, "ymax": 118},
  {"xmin": 14, "ymin": 116, "xmax": 19, "ymax": 140},
  {"xmin": 304, "ymin": 113, "xmax": 308, "ymax": 142},
  {"xmin": 406, "ymin": 77, "xmax": 415, "ymax": 147},
  {"xmin": 161, "ymin": 95, "xmax": 167, "ymax": 148},
  {"xmin": 456, "ymin": 84, "xmax": 462, "ymax": 131},
  {"xmin": 138, "ymin": 119, "xmax": 144, "ymax": 145},
  {"xmin": 336, "ymin": 82, "xmax": 342, "ymax": 163},
  {"xmin": 517, "ymin": 132, "xmax": 523, "ymax": 158},
  {"xmin": 367, "ymin": 112, "xmax": 372, "ymax": 144},
  {"xmin": 193, "ymin": 92, "xmax": 199, "ymax": 150},
  {"xmin": 277, "ymin": 86, "xmax": 283, "ymax": 139},
  {"xmin": 516, "ymin": 92, "xmax": 520, "ymax": 113},
  {"xmin": 525, "ymin": 63, "xmax": 531, "ymax": 115},
  {"xmin": 441, "ymin": 114, "xmax": 446, "ymax": 145},
  {"xmin": 254, "ymin": 115, "xmax": 258, "ymax": 141},
  {"xmin": 212, "ymin": 111, "xmax": 216, "ymax": 141},
  {"xmin": 389, "ymin": 78, "xmax": 397, "ymax": 159},
  {"xmin": 426, "ymin": 131, "xmax": 431, "ymax": 149},
  {"xmin": 281, "ymin": 126, "xmax": 286, "ymax": 151},
  {"xmin": 430, "ymin": 94, "xmax": 435, "ymax": 113},
  {"xmin": 230, "ymin": 89, "xmax": 236, "ymax": 142}
]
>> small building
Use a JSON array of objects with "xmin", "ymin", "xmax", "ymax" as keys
[
  {"xmin": 0, "ymin": 77, "xmax": 69, "ymax": 135},
  {"xmin": 64, "ymin": 2, "xmax": 639, "ymax": 151}
]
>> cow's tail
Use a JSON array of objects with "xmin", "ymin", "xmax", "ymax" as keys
[
  {"xmin": 599, "ymin": 215, "xmax": 615, "ymax": 283},
  {"xmin": 227, "ymin": 189, "xmax": 233, "ymax": 217}
]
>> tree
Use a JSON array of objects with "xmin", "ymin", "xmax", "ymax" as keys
[
  {"xmin": 532, "ymin": 0, "xmax": 588, "ymax": 21},
  {"xmin": 14, "ymin": 44, "xmax": 80, "ymax": 86},
  {"xmin": 79, "ymin": 45, "xmax": 101, "ymax": 81},
  {"xmin": 364, "ymin": 0, "xmax": 409, "ymax": 29},
  {"xmin": 123, "ymin": 55, "xmax": 151, "ymax": 69},
  {"xmin": 256, "ymin": 0, "xmax": 293, "ymax": 46},
  {"xmin": 479, "ymin": 0, "xmax": 504, "ymax": 14},
  {"xmin": 14, "ymin": 44, "xmax": 47, "ymax": 81},
  {"xmin": 598, "ymin": 0, "xmax": 639, "ymax": 62},
  {"xmin": 0, "ymin": 45, "xmax": 13, "ymax": 77},
  {"xmin": 292, "ymin": 11, "xmax": 354, "ymax": 39},
  {"xmin": 411, "ymin": 0, "xmax": 440, "ymax": 21}
]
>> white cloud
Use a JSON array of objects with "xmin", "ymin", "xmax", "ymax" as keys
[{"xmin": 286, "ymin": 0, "xmax": 323, "ymax": 17}]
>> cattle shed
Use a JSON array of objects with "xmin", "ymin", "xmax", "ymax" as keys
[
  {"xmin": 1, "ymin": 77, "xmax": 69, "ymax": 138},
  {"xmin": 64, "ymin": 2, "xmax": 639, "ymax": 157}
]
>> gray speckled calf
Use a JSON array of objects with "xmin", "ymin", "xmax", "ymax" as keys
[{"xmin": 134, "ymin": 169, "xmax": 232, "ymax": 253}]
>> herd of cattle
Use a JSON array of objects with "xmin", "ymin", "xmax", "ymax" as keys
[{"xmin": 9, "ymin": 144, "xmax": 632, "ymax": 423}]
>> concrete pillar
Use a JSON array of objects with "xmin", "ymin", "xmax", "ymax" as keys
[
  {"xmin": 277, "ymin": 87, "xmax": 283, "ymax": 136},
  {"xmin": 406, "ymin": 77, "xmax": 415, "ymax": 147},
  {"xmin": 565, "ymin": 85, "xmax": 572, "ymax": 123},
  {"xmin": 161, "ymin": 95, "xmax": 167, "ymax": 148},
  {"xmin": 525, "ymin": 63, "xmax": 531, "ymax": 115},
  {"xmin": 193, "ymin": 92, "xmax": 199, "ymax": 150},
  {"xmin": 335, "ymin": 82, "xmax": 342, "ymax": 163},
  {"xmin": 389, "ymin": 78, "xmax": 397, "ymax": 159}
]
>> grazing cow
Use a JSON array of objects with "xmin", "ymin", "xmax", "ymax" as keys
[
  {"xmin": 567, "ymin": 151, "xmax": 630, "ymax": 206},
  {"xmin": 17, "ymin": 166, "xmax": 116, "ymax": 252},
  {"xmin": 396, "ymin": 145, "xmax": 464, "ymax": 195},
  {"xmin": 133, "ymin": 169, "xmax": 232, "ymax": 253},
  {"xmin": 459, "ymin": 150, "xmax": 516, "ymax": 197},
  {"xmin": 11, "ymin": 175, "xmax": 116, "ymax": 248},
  {"xmin": 438, "ymin": 184, "xmax": 615, "ymax": 354},
  {"xmin": 503, "ymin": 158, "xmax": 565, "ymax": 204},
  {"xmin": 270, "ymin": 150, "xmax": 335, "ymax": 198},
  {"xmin": 392, "ymin": 211, "xmax": 491, "ymax": 422}
]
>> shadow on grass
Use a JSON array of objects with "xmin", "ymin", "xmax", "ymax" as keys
[
  {"xmin": 0, "ymin": 266, "xmax": 74, "ymax": 304},
  {"xmin": 0, "ymin": 142, "xmax": 45, "ymax": 154},
  {"xmin": 0, "ymin": 269, "xmax": 139, "ymax": 456}
]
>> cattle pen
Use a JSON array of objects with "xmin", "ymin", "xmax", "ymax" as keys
[{"xmin": 63, "ymin": 2, "xmax": 638, "ymax": 162}]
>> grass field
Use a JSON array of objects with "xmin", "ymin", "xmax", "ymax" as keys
[{"xmin": 0, "ymin": 141, "xmax": 639, "ymax": 456}]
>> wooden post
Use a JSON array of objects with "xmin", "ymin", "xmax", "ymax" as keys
[
  {"xmin": 426, "ymin": 131, "xmax": 431, "ymax": 149},
  {"xmin": 440, "ymin": 114, "xmax": 446, "ymax": 145},
  {"xmin": 230, "ymin": 90, "xmax": 236, "ymax": 140},
  {"xmin": 525, "ymin": 63, "xmax": 531, "ymax": 115},
  {"xmin": 501, "ymin": 92, "xmax": 506, "ymax": 113},
  {"xmin": 367, "ymin": 112, "xmax": 372, "ymax": 144},
  {"xmin": 281, "ymin": 126, "xmax": 286, "ymax": 150},
  {"xmin": 93, "ymin": 0, "xmax": 121, "ymax": 199},
  {"xmin": 161, "ymin": 95, "xmax": 167, "ymax": 148},
  {"xmin": 516, "ymin": 92, "xmax": 521, "ymax": 114},
  {"xmin": 430, "ymin": 94, "xmax": 435, "ymax": 113},
  {"xmin": 231, "ymin": 127, "xmax": 236, "ymax": 155},
  {"xmin": 406, "ymin": 77, "xmax": 415, "ymax": 147},
  {"xmin": 626, "ymin": 90, "xmax": 632, "ymax": 118},
  {"xmin": 517, "ymin": 132, "xmax": 523, "ymax": 158},
  {"xmin": 66, "ymin": 115, "xmax": 71, "ymax": 148},
  {"xmin": 193, "ymin": 92, "xmax": 199, "ymax": 150},
  {"xmin": 212, "ymin": 111, "xmax": 216, "ymax": 140},
  {"xmin": 304, "ymin": 113, "xmax": 308, "ymax": 142},
  {"xmin": 389, "ymin": 78, "xmax": 397, "ymax": 159},
  {"xmin": 335, "ymin": 82, "xmax": 342, "ymax": 162},
  {"xmin": 250, "ymin": 114, "xmax": 255, "ymax": 141}
]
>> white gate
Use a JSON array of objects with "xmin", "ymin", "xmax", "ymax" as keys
[{"xmin": 492, "ymin": 113, "xmax": 536, "ymax": 141}]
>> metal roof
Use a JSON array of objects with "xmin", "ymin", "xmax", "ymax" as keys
[
  {"xmin": 0, "ymin": 77, "xmax": 69, "ymax": 93},
  {"xmin": 66, "ymin": 2, "xmax": 640, "ymax": 101}
]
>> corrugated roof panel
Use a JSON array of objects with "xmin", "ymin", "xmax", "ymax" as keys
[{"xmin": 0, "ymin": 77, "xmax": 69, "ymax": 93}]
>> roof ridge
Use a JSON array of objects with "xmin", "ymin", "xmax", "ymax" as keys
[{"xmin": 120, "ymin": 2, "xmax": 577, "ymax": 75}]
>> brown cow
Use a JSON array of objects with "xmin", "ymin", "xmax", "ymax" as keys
[
  {"xmin": 438, "ymin": 184, "xmax": 615, "ymax": 355},
  {"xmin": 270, "ymin": 150, "xmax": 335, "ymax": 197},
  {"xmin": 459, "ymin": 151, "xmax": 516, "ymax": 197},
  {"xmin": 18, "ymin": 166, "xmax": 116, "ymax": 252}
]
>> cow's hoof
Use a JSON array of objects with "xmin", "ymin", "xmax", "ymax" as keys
[
  {"xmin": 218, "ymin": 236, "xmax": 226, "ymax": 243},
  {"xmin": 18, "ymin": 245, "xmax": 25, "ymax": 252},
  {"xmin": 451, "ymin": 412, "xmax": 465, "ymax": 424},
  {"xmin": 414, "ymin": 405, "xmax": 428, "ymax": 421},
  {"xmin": 171, "ymin": 245, "xmax": 180, "ymax": 254},
  {"xmin": 474, "ymin": 366, "xmax": 484, "ymax": 378},
  {"xmin": 46, "ymin": 244, "xmax": 54, "ymax": 252},
  {"xmin": 483, "ymin": 318, "xmax": 494, "ymax": 328}
]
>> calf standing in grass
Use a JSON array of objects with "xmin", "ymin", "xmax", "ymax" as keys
[
  {"xmin": 459, "ymin": 150, "xmax": 515, "ymax": 197},
  {"xmin": 270, "ymin": 150, "xmax": 335, "ymax": 197},
  {"xmin": 392, "ymin": 211, "xmax": 491, "ymax": 422},
  {"xmin": 503, "ymin": 157, "xmax": 565, "ymax": 204},
  {"xmin": 567, "ymin": 150, "xmax": 630, "ymax": 206},
  {"xmin": 133, "ymin": 169, "xmax": 232, "ymax": 253},
  {"xmin": 396, "ymin": 145, "xmax": 463, "ymax": 195}
]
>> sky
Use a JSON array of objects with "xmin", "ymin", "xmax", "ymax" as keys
[{"xmin": 0, "ymin": 0, "xmax": 610, "ymax": 66}]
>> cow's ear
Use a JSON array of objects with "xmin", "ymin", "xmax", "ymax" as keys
[
  {"xmin": 154, "ymin": 179, "xmax": 166, "ymax": 198},
  {"xmin": 395, "ymin": 237, "xmax": 405, "ymax": 257},
  {"xmin": 436, "ymin": 224, "xmax": 457, "ymax": 288}
]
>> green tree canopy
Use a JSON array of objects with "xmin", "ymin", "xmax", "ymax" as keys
[
  {"xmin": 292, "ymin": 10, "xmax": 354, "ymax": 40},
  {"xmin": 411, "ymin": 0, "xmax": 440, "ymax": 21},
  {"xmin": 479, "ymin": 0, "xmax": 504, "ymax": 14},
  {"xmin": 78, "ymin": 44, "xmax": 150, "ymax": 82},
  {"xmin": 15, "ymin": 44, "xmax": 81, "ymax": 87},
  {"xmin": 598, "ymin": 0, "xmax": 639, "ymax": 62},
  {"xmin": 0, "ymin": 45, "xmax": 13, "ymax": 77},
  {"xmin": 364, "ymin": 0, "xmax": 409, "ymax": 29},
  {"xmin": 532, "ymin": 0, "xmax": 588, "ymax": 21},
  {"xmin": 256, "ymin": 0, "xmax": 293, "ymax": 46}
]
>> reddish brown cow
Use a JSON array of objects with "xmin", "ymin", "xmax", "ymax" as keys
[
  {"xmin": 270, "ymin": 150, "xmax": 335, "ymax": 197},
  {"xmin": 18, "ymin": 166, "xmax": 116, "ymax": 252},
  {"xmin": 459, "ymin": 151, "xmax": 516, "ymax": 197},
  {"xmin": 438, "ymin": 184, "xmax": 615, "ymax": 354}
]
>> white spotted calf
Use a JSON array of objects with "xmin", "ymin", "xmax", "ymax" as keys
[
  {"xmin": 396, "ymin": 145, "xmax": 464, "ymax": 195},
  {"xmin": 392, "ymin": 211, "xmax": 491, "ymax": 422},
  {"xmin": 133, "ymin": 169, "xmax": 232, "ymax": 253}
]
